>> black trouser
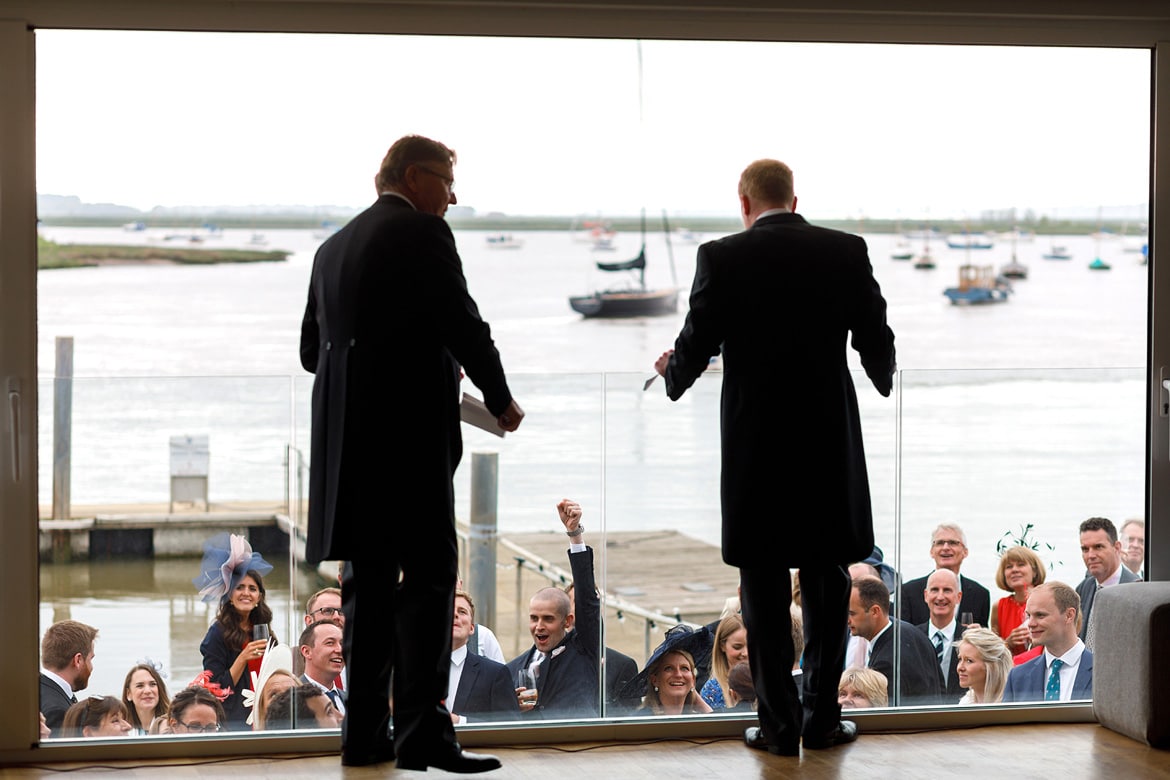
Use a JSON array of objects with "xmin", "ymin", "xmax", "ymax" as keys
[
  {"xmin": 342, "ymin": 522, "xmax": 459, "ymax": 761},
  {"xmin": 740, "ymin": 563, "xmax": 850, "ymax": 747}
]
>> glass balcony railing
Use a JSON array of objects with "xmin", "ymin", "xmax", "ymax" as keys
[{"xmin": 36, "ymin": 367, "xmax": 1142, "ymax": 742}]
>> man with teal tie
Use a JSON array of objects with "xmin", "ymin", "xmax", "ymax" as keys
[{"xmin": 1003, "ymin": 582, "xmax": 1093, "ymax": 702}]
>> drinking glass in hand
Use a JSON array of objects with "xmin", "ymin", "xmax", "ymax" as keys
[
  {"xmin": 252, "ymin": 624, "xmax": 271, "ymax": 642},
  {"xmin": 960, "ymin": 612, "xmax": 974, "ymax": 628},
  {"xmin": 516, "ymin": 668, "xmax": 538, "ymax": 707}
]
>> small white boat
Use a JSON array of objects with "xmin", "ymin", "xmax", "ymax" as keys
[{"xmin": 485, "ymin": 233, "xmax": 524, "ymax": 249}]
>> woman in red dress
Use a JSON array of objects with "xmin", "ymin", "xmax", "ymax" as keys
[{"xmin": 990, "ymin": 546, "xmax": 1046, "ymax": 663}]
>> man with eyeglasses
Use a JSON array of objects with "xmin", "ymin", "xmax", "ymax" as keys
[
  {"xmin": 305, "ymin": 587, "xmax": 344, "ymax": 628},
  {"xmin": 301, "ymin": 134, "xmax": 520, "ymax": 774},
  {"xmin": 899, "ymin": 524, "xmax": 991, "ymax": 629}
]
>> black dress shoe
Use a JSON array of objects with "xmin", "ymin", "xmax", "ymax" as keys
[
  {"xmin": 397, "ymin": 749, "xmax": 502, "ymax": 773},
  {"xmin": 803, "ymin": 720, "xmax": 858, "ymax": 750},
  {"xmin": 743, "ymin": 726, "xmax": 800, "ymax": 757}
]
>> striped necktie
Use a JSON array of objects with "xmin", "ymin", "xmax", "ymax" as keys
[{"xmin": 1045, "ymin": 659, "xmax": 1065, "ymax": 701}]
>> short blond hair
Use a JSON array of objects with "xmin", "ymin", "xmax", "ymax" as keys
[
  {"xmin": 838, "ymin": 667, "xmax": 888, "ymax": 708},
  {"xmin": 739, "ymin": 159, "xmax": 794, "ymax": 206}
]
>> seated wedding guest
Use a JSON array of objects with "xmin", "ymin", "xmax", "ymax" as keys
[
  {"xmin": 194, "ymin": 532, "xmax": 277, "ymax": 729},
  {"xmin": 506, "ymin": 499, "xmax": 600, "ymax": 718},
  {"xmin": 727, "ymin": 662, "xmax": 757, "ymax": 712},
  {"xmin": 266, "ymin": 683, "xmax": 344, "ymax": 730},
  {"xmin": 637, "ymin": 649, "xmax": 713, "ymax": 716},
  {"xmin": 60, "ymin": 696, "xmax": 132, "ymax": 738},
  {"xmin": 565, "ymin": 580, "xmax": 639, "ymax": 713},
  {"xmin": 1003, "ymin": 582, "xmax": 1093, "ymax": 702},
  {"xmin": 304, "ymin": 587, "xmax": 343, "ymax": 628},
  {"xmin": 1076, "ymin": 517, "xmax": 1142, "ymax": 650},
  {"xmin": 122, "ymin": 662, "xmax": 170, "ymax": 735},
  {"xmin": 991, "ymin": 546, "xmax": 1046, "ymax": 661},
  {"xmin": 700, "ymin": 614, "xmax": 748, "ymax": 710},
  {"xmin": 448, "ymin": 589, "xmax": 520, "ymax": 724},
  {"xmin": 1119, "ymin": 518, "xmax": 1145, "ymax": 578},
  {"xmin": 849, "ymin": 575, "xmax": 943, "ymax": 705},
  {"xmin": 955, "ymin": 628, "xmax": 1014, "ymax": 704},
  {"xmin": 900, "ymin": 525, "xmax": 991, "ymax": 627},
  {"xmin": 39, "ymin": 619, "xmax": 99, "ymax": 732},
  {"xmin": 253, "ymin": 670, "xmax": 298, "ymax": 730},
  {"xmin": 837, "ymin": 668, "xmax": 888, "ymax": 709},
  {"xmin": 914, "ymin": 568, "xmax": 966, "ymax": 701},
  {"xmin": 458, "ymin": 577, "xmax": 506, "ymax": 664},
  {"xmin": 158, "ymin": 684, "xmax": 227, "ymax": 735},
  {"xmin": 299, "ymin": 620, "xmax": 346, "ymax": 716},
  {"xmin": 245, "ymin": 640, "xmax": 295, "ymax": 729}
]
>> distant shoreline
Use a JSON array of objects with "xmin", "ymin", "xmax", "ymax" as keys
[
  {"xmin": 37, "ymin": 239, "xmax": 291, "ymax": 270},
  {"xmin": 36, "ymin": 213, "xmax": 1143, "ymax": 236}
]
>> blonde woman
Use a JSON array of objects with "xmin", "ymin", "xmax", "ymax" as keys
[
  {"xmin": 699, "ymin": 614, "xmax": 747, "ymax": 710},
  {"xmin": 837, "ymin": 668, "xmax": 888, "ymax": 709},
  {"xmin": 956, "ymin": 628, "xmax": 1014, "ymax": 704}
]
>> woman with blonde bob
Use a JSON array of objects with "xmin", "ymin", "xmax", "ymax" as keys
[
  {"xmin": 837, "ymin": 667, "xmax": 888, "ymax": 709},
  {"xmin": 991, "ymin": 546, "xmax": 1046, "ymax": 658},
  {"xmin": 699, "ymin": 614, "xmax": 748, "ymax": 710},
  {"xmin": 956, "ymin": 628, "xmax": 1014, "ymax": 704}
]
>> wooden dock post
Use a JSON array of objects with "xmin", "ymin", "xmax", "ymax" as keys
[
  {"xmin": 468, "ymin": 451, "xmax": 498, "ymax": 631},
  {"xmin": 51, "ymin": 336, "xmax": 73, "ymax": 563}
]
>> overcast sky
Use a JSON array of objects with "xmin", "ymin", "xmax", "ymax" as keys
[{"xmin": 35, "ymin": 31, "xmax": 1151, "ymax": 220}]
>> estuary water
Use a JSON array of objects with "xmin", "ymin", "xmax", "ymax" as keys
[{"xmin": 34, "ymin": 223, "xmax": 1148, "ymax": 700}]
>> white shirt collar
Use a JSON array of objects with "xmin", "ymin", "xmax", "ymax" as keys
[
  {"xmin": 379, "ymin": 190, "xmax": 416, "ymax": 209},
  {"xmin": 1044, "ymin": 639, "xmax": 1086, "ymax": 669},
  {"xmin": 451, "ymin": 643, "xmax": 468, "ymax": 668},
  {"xmin": 930, "ymin": 618, "xmax": 958, "ymax": 642},
  {"xmin": 752, "ymin": 206, "xmax": 792, "ymax": 223},
  {"xmin": 42, "ymin": 668, "xmax": 74, "ymax": 698}
]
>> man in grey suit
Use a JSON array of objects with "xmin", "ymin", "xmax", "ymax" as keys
[
  {"xmin": 1004, "ymin": 582, "xmax": 1093, "ymax": 701},
  {"xmin": 655, "ymin": 159, "xmax": 896, "ymax": 755},
  {"xmin": 1076, "ymin": 516, "xmax": 1142, "ymax": 649},
  {"xmin": 301, "ymin": 134, "xmax": 522, "ymax": 773}
]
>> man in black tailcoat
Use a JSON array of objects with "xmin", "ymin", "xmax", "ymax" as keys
[
  {"xmin": 300, "ymin": 134, "xmax": 523, "ymax": 773},
  {"xmin": 655, "ymin": 159, "xmax": 895, "ymax": 755}
]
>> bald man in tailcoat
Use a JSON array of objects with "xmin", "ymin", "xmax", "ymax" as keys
[
  {"xmin": 301, "ymin": 134, "xmax": 522, "ymax": 773},
  {"xmin": 655, "ymin": 159, "xmax": 895, "ymax": 755}
]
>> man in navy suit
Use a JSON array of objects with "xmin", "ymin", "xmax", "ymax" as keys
[
  {"xmin": 39, "ymin": 620, "xmax": 98, "ymax": 732},
  {"xmin": 913, "ymin": 569, "xmax": 966, "ymax": 702},
  {"xmin": 656, "ymin": 159, "xmax": 896, "ymax": 755},
  {"xmin": 298, "ymin": 620, "xmax": 346, "ymax": 718},
  {"xmin": 448, "ymin": 590, "xmax": 520, "ymax": 723},
  {"xmin": 1004, "ymin": 582, "xmax": 1093, "ymax": 702},
  {"xmin": 506, "ymin": 500, "xmax": 601, "ymax": 719},
  {"xmin": 1076, "ymin": 517, "xmax": 1142, "ymax": 649},
  {"xmin": 301, "ymin": 134, "xmax": 523, "ymax": 773}
]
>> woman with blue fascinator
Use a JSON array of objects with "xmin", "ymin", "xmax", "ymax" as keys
[{"xmin": 193, "ymin": 533, "xmax": 277, "ymax": 729}]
